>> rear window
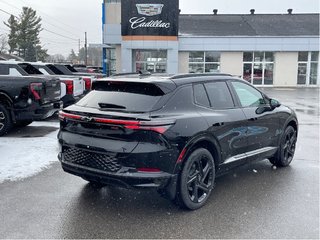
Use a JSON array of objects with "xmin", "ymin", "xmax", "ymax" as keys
[
  {"xmin": 76, "ymin": 81, "xmax": 165, "ymax": 113},
  {"xmin": 47, "ymin": 65, "xmax": 63, "ymax": 75},
  {"xmin": 18, "ymin": 63, "xmax": 42, "ymax": 75},
  {"xmin": 65, "ymin": 65, "xmax": 77, "ymax": 72}
]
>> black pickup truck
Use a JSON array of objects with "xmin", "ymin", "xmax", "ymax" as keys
[{"xmin": 0, "ymin": 71, "xmax": 62, "ymax": 136}]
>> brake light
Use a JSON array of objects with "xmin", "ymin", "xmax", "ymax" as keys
[
  {"xmin": 30, "ymin": 83, "xmax": 42, "ymax": 100},
  {"xmin": 62, "ymin": 80, "xmax": 73, "ymax": 95},
  {"xmin": 124, "ymin": 125, "xmax": 170, "ymax": 134},
  {"xmin": 59, "ymin": 111, "xmax": 82, "ymax": 121},
  {"xmin": 82, "ymin": 77, "xmax": 92, "ymax": 91},
  {"xmin": 58, "ymin": 111, "xmax": 175, "ymax": 134}
]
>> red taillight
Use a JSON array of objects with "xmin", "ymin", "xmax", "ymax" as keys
[
  {"xmin": 124, "ymin": 125, "xmax": 170, "ymax": 134},
  {"xmin": 137, "ymin": 168, "xmax": 161, "ymax": 173},
  {"xmin": 83, "ymin": 77, "xmax": 91, "ymax": 91},
  {"xmin": 30, "ymin": 83, "xmax": 42, "ymax": 100},
  {"xmin": 59, "ymin": 111, "xmax": 82, "ymax": 121},
  {"xmin": 62, "ymin": 80, "xmax": 73, "ymax": 95},
  {"xmin": 58, "ymin": 111, "xmax": 175, "ymax": 134}
]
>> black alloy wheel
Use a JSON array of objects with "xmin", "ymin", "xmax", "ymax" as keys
[
  {"xmin": 270, "ymin": 126, "xmax": 297, "ymax": 167},
  {"xmin": 177, "ymin": 148, "xmax": 215, "ymax": 210},
  {"xmin": 0, "ymin": 104, "xmax": 12, "ymax": 136}
]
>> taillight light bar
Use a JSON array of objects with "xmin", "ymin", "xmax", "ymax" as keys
[
  {"xmin": 58, "ymin": 111, "xmax": 175, "ymax": 134},
  {"xmin": 30, "ymin": 83, "xmax": 43, "ymax": 100}
]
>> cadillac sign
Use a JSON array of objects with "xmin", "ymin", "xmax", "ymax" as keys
[
  {"xmin": 136, "ymin": 4, "xmax": 164, "ymax": 16},
  {"xmin": 121, "ymin": 0, "xmax": 179, "ymax": 36}
]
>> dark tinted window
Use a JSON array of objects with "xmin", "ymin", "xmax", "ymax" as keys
[
  {"xmin": 54, "ymin": 65, "xmax": 73, "ymax": 75},
  {"xmin": 231, "ymin": 81, "xmax": 266, "ymax": 107},
  {"xmin": 193, "ymin": 84, "xmax": 210, "ymax": 107},
  {"xmin": 47, "ymin": 65, "xmax": 63, "ymax": 75},
  {"xmin": 18, "ymin": 63, "xmax": 42, "ymax": 75},
  {"xmin": 77, "ymin": 81, "xmax": 165, "ymax": 113},
  {"xmin": 65, "ymin": 65, "xmax": 77, "ymax": 72},
  {"xmin": 204, "ymin": 82, "xmax": 234, "ymax": 109}
]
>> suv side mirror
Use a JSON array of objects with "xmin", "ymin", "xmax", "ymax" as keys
[{"xmin": 270, "ymin": 98, "xmax": 281, "ymax": 108}]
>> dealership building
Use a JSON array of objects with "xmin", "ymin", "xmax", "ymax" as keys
[{"xmin": 102, "ymin": 0, "xmax": 320, "ymax": 87}]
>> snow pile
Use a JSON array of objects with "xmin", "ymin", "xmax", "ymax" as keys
[{"xmin": 0, "ymin": 122, "xmax": 60, "ymax": 183}]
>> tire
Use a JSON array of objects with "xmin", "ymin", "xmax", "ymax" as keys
[
  {"xmin": 269, "ymin": 126, "xmax": 297, "ymax": 167},
  {"xmin": 0, "ymin": 104, "xmax": 13, "ymax": 136},
  {"xmin": 15, "ymin": 120, "xmax": 33, "ymax": 127},
  {"xmin": 175, "ymin": 148, "xmax": 215, "ymax": 210}
]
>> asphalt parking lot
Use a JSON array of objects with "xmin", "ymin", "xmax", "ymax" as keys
[{"xmin": 0, "ymin": 87, "xmax": 319, "ymax": 239}]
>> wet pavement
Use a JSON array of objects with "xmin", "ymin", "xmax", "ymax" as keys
[{"xmin": 0, "ymin": 88, "xmax": 319, "ymax": 239}]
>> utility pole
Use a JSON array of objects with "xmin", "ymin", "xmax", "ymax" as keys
[
  {"xmin": 84, "ymin": 32, "xmax": 88, "ymax": 66},
  {"xmin": 78, "ymin": 39, "xmax": 80, "ymax": 54}
]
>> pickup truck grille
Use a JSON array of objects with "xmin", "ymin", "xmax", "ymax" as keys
[{"xmin": 63, "ymin": 147, "xmax": 122, "ymax": 172}]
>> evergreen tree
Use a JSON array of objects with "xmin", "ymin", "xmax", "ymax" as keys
[
  {"xmin": 68, "ymin": 49, "xmax": 78, "ymax": 63},
  {"xmin": 4, "ymin": 15, "xmax": 18, "ymax": 54},
  {"xmin": 4, "ymin": 7, "xmax": 47, "ymax": 61},
  {"xmin": 35, "ymin": 45, "xmax": 48, "ymax": 62}
]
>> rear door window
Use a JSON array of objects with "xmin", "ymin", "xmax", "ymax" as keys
[
  {"xmin": 76, "ymin": 81, "xmax": 165, "ymax": 113},
  {"xmin": 204, "ymin": 81, "xmax": 235, "ymax": 109},
  {"xmin": 9, "ymin": 67, "xmax": 24, "ymax": 76}
]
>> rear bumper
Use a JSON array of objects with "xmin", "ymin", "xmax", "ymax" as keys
[
  {"xmin": 14, "ymin": 101, "xmax": 63, "ymax": 121},
  {"xmin": 59, "ymin": 155, "xmax": 176, "ymax": 189}
]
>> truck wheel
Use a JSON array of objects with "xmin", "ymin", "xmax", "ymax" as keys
[
  {"xmin": 269, "ymin": 126, "xmax": 297, "ymax": 167},
  {"xmin": 175, "ymin": 148, "xmax": 215, "ymax": 210},
  {"xmin": 0, "ymin": 104, "xmax": 13, "ymax": 136}
]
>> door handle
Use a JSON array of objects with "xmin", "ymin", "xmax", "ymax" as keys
[
  {"xmin": 248, "ymin": 118, "xmax": 258, "ymax": 121},
  {"xmin": 212, "ymin": 122, "xmax": 224, "ymax": 127}
]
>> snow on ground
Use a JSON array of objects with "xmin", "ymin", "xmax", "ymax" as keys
[{"xmin": 0, "ymin": 121, "xmax": 60, "ymax": 183}]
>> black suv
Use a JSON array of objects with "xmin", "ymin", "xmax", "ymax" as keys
[{"xmin": 58, "ymin": 73, "xmax": 298, "ymax": 210}]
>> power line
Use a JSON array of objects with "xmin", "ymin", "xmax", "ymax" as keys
[
  {"xmin": 1, "ymin": 7, "xmax": 79, "ymax": 42},
  {"xmin": 42, "ymin": 29, "xmax": 78, "ymax": 41},
  {"xmin": 0, "ymin": 8, "xmax": 19, "ymax": 19},
  {"xmin": 15, "ymin": 0, "xmax": 84, "ymax": 33},
  {"xmin": 0, "ymin": 0, "xmax": 81, "ymax": 38}
]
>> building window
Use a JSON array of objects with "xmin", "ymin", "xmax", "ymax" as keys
[
  {"xmin": 298, "ymin": 52, "xmax": 319, "ymax": 85},
  {"xmin": 134, "ymin": 50, "xmax": 167, "ymax": 73},
  {"xmin": 106, "ymin": 48, "xmax": 116, "ymax": 76},
  {"xmin": 105, "ymin": 0, "xmax": 121, "ymax": 3},
  {"xmin": 189, "ymin": 52, "xmax": 220, "ymax": 73},
  {"xmin": 243, "ymin": 52, "xmax": 274, "ymax": 85}
]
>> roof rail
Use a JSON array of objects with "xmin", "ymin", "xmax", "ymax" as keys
[
  {"xmin": 111, "ymin": 71, "xmax": 151, "ymax": 77},
  {"xmin": 170, "ymin": 73, "xmax": 232, "ymax": 80}
]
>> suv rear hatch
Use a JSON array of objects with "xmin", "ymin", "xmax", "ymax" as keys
[{"xmin": 59, "ymin": 79, "xmax": 176, "ymax": 154}]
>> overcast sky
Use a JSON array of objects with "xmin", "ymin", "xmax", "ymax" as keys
[{"xmin": 0, "ymin": 0, "xmax": 319, "ymax": 56}]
